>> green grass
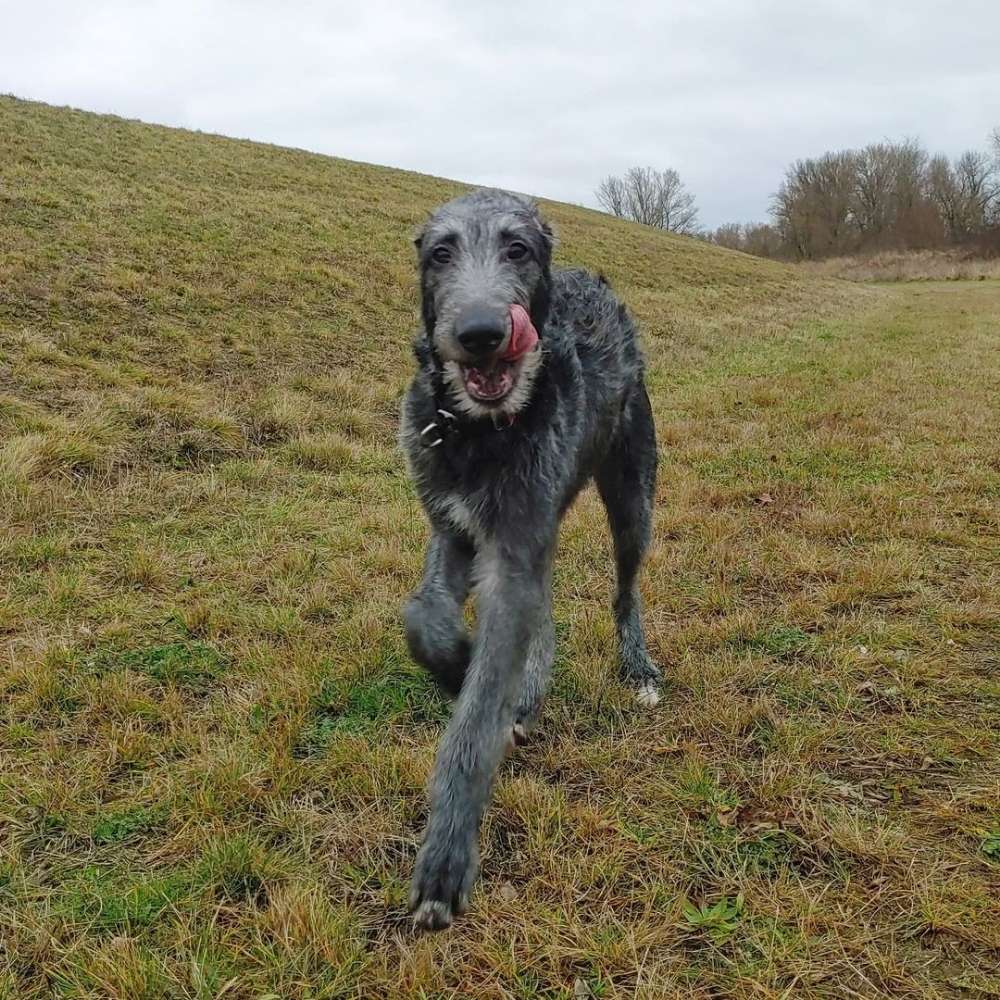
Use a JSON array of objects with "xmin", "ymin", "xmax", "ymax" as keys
[
  {"xmin": 86, "ymin": 641, "xmax": 229, "ymax": 688},
  {"xmin": 2, "ymin": 95, "xmax": 999, "ymax": 998},
  {"xmin": 91, "ymin": 805, "xmax": 163, "ymax": 846}
]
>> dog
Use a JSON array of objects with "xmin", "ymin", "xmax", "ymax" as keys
[{"xmin": 400, "ymin": 188, "xmax": 660, "ymax": 930}]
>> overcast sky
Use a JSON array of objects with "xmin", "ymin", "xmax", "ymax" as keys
[{"xmin": 4, "ymin": 1, "xmax": 999, "ymax": 228}]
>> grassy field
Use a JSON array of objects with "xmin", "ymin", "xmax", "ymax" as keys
[
  {"xmin": 1, "ymin": 96, "xmax": 998, "ymax": 999},
  {"xmin": 798, "ymin": 250, "xmax": 1000, "ymax": 284}
]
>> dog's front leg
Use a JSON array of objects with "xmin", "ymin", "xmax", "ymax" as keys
[
  {"xmin": 404, "ymin": 530, "xmax": 474, "ymax": 696},
  {"xmin": 410, "ymin": 538, "xmax": 550, "ymax": 931}
]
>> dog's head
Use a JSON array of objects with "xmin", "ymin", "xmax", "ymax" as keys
[{"xmin": 414, "ymin": 189, "xmax": 554, "ymax": 419}]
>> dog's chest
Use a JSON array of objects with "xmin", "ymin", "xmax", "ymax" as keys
[
  {"xmin": 404, "ymin": 378, "xmax": 573, "ymax": 539},
  {"xmin": 433, "ymin": 491, "xmax": 483, "ymax": 538},
  {"xmin": 416, "ymin": 440, "xmax": 538, "ymax": 542}
]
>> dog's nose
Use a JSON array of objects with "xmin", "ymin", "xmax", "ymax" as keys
[{"xmin": 455, "ymin": 306, "xmax": 507, "ymax": 357}]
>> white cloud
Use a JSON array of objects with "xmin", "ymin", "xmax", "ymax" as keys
[{"xmin": 3, "ymin": 0, "xmax": 999, "ymax": 227}]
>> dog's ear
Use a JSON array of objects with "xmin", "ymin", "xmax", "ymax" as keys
[
  {"xmin": 530, "ymin": 205, "xmax": 556, "ymax": 266},
  {"xmin": 419, "ymin": 257, "xmax": 436, "ymax": 335},
  {"xmin": 539, "ymin": 218, "xmax": 556, "ymax": 251},
  {"xmin": 529, "ymin": 215, "xmax": 554, "ymax": 333}
]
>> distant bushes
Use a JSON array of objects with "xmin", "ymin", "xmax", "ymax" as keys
[
  {"xmin": 797, "ymin": 249, "xmax": 1000, "ymax": 283},
  {"xmin": 701, "ymin": 134, "xmax": 1000, "ymax": 261}
]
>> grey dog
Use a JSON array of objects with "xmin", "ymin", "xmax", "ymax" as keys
[{"xmin": 400, "ymin": 189, "xmax": 660, "ymax": 930}]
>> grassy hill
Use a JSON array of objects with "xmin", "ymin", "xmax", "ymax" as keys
[{"xmin": 1, "ymin": 96, "xmax": 998, "ymax": 998}]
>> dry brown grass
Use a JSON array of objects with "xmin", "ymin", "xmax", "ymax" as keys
[
  {"xmin": 2, "ymin": 96, "xmax": 999, "ymax": 998},
  {"xmin": 798, "ymin": 249, "xmax": 1000, "ymax": 283}
]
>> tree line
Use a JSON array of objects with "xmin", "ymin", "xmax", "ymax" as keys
[{"xmin": 596, "ymin": 128, "xmax": 1000, "ymax": 260}]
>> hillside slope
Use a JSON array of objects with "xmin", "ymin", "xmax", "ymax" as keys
[
  {"xmin": 2, "ymin": 97, "xmax": 998, "ymax": 999},
  {"xmin": 1, "ymin": 94, "xmax": 859, "ymax": 477}
]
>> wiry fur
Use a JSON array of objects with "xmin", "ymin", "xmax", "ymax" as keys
[{"xmin": 400, "ymin": 189, "xmax": 661, "ymax": 930}]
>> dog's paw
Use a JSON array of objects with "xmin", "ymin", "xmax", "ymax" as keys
[
  {"xmin": 622, "ymin": 655, "xmax": 662, "ymax": 708},
  {"xmin": 409, "ymin": 834, "xmax": 478, "ymax": 933},
  {"xmin": 412, "ymin": 899, "xmax": 455, "ymax": 932},
  {"xmin": 506, "ymin": 720, "xmax": 530, "ymax": 754},
  {"xmin": 635, "ymin": 680, "xmax": 661, "ymax": 708}
]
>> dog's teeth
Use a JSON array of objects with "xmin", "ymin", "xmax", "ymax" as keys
[{"xmin": 635, "ymin": 681, "xmax": 660, "ymax": 708}]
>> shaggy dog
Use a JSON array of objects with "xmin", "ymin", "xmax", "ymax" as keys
[{"xmin": 400, "ymin": 189, "xmax": 660, "ymax": 929}]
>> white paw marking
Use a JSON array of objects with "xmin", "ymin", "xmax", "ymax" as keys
[
  {"xmin": 413, "ymin": 899, "xmax": 453, "ymax": 932},
  {"xmin": 505, "ymin": 721, "xmax": 529, "ymax": 755},
  {"xmin": 635, "ymin": 681, "xmax": 661, "ymax": 708}
]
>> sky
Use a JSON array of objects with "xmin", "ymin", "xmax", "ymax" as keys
[{"xmin": 4, "ymin": 0, "xmax": 999, "ymax": 229}]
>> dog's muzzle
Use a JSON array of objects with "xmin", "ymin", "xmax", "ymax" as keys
[{"xmin": 457, "ymin": 304, "xmax": 539, "ymax": 404}]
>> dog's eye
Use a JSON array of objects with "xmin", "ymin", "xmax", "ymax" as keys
[
  {"xmin": 431, "ymin": 245, "xmax": 452, "ymax": 264},
  {"xmin": 506, "ymin": 241, "xmax": 529, "ymax": 261}
]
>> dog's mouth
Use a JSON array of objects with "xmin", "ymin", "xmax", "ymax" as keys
[
  {"xmin": 459, "ymin": 303, "xmax": 539, "ymax": 404},
  {"xmin": 461, "ymin": 357, "xmax": 521, "ymax": 402}
]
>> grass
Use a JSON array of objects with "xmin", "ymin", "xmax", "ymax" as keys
[
  {"xmin": 1, "ymin": 95, "xmax": 999, "ymax": 998},
  {"xmin": 798, "ymin": 249, "xmax": 1000, "ymax": 283}
]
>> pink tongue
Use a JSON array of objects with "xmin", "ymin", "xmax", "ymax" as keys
[{"xmin": 501, "ymin": 304, "xmax": 539, "ymax": 361}]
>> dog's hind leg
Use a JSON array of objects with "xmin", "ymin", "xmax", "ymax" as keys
[
  {"xmin": 595, "ymin": 384, "xmax": 662, "ymax": 706},
  {"xmin": 404, "ymin": 531, "xmax": 474, "ymax": 696}
]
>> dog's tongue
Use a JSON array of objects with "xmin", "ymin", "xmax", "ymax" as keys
[{"xmin": 501, "ymin": 304, "xmax": 539, "ymax": 361}]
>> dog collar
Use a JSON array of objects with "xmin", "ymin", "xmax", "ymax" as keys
[{"xmin": 418, "ymin": 404, "xmax": 518, "ymax": 451}]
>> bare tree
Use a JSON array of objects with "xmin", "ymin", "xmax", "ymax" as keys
[
  {"xmin": 890, "ymin": 139, "xmax": 940, "ymax": 248},
  {"xmin": 622, "ymin": 167, "xmax": 660, "ymax": 226},
  {"xmin": 928, "ymin": 154, "xmax": 962, "ymax": 239},
  {"xmin": 742, "ymin": 223, "xmax": 782, "ymax": 258},
  {"xmin": 991, "ymin": 130, "xmax": 1000, "ymax": 228},
  {"xmin": 595, "ymin": 175, "xmax": 627, "ymax": 218},
  {"xmin": 596, "ymin": 166, "xmax": 700, "ymax": 234},
  {"xmin": 772, "ymin": 151, "xmax": 857, "ymax": 259},
  {"xmin": 704, "ymin": 221, "xmax": 782, "ymax": 258},
  {"xmin": 707, "ymin": 222, "xmax": 744, "ymax": 251},
  {"xmin": 683, "ymin": 130, "xmax": 1000, "ymax": 262},
  {"xmin": 854, "ymin": 142, "xmax": 909, "ymax": 247},
  {"xmin": 929, "ymin": 149, "xmax": 998, "ymax": 241},
  {"xmin": 955, "ymin": 150, "xmax": 998, "ymax": 231},
  {"xmin": 770, "ymin": 138, "xmax": 952, "ymax": 258}
]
